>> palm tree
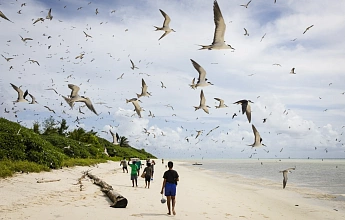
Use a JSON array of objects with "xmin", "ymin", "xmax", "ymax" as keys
[{"xmin": 119, "ymin": 136, "xmax": 130, "ymax": 147}]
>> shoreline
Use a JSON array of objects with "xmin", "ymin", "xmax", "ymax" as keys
[{"xmin": 0, "ymin": 160, "xmax": 344, "ymax": 219}]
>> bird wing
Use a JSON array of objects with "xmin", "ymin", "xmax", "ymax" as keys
[
  {"xmin": 252, "ymin": 124, "xmax": 261, "ymax": 145},
  {"xmin": 0, "ymin": 11, "xmax": 11, "ymax": 22},
  {"xmin": 159, "ymin": 9, "xmax": 171, "ymax": 27},
  {"xmin": 68, "ymin": 84, "xmax": 80, "ymax": 98},
  {"xmin": 200, "ymin": 90, "xmax": 206, "ymax": 105},
  {"xmin": 116, "ymin": 133, "xmax": 120, "ymax": 142},
  {"xmin": 158, "ymin": 31, "xmax": 169, "ymax": 40},
  {"xmin": 212, "ymin": 0, "xmax": 226, "ymax": 44},
  {"xmin": 84, "ymin": 97, "xmax": 98, "ymax": 115},
  {"xmin": 29, "ymin": 93, "xmax": 35, "ymax": 103},
  {"xmin": 245, "ymin": 102, "xmax": 251, "ymax": 123},
  {"xmin": 282, "ymin": 171, "xmax": 288, "ymax": 189},
  {"xmin": 132, "ymin": 101, "xmax": 142, "ymax": 118},
  {"xmin": 190, "ymin": 59, "xmax": 207, "ymax": 82},
  {"xmin": 141, "ymin": 78, "xmax": 148, "ymax": 93},
  {"xmin": 10, "ymin": 83, "xmax": 24, "ymax": 100},
  {"xmin": 130, "ymin": 59, "xmax": 135, "ymax": 68}
]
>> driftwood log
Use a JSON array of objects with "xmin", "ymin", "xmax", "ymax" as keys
[
  {"xmin": 36, "ymin": 179, "xmax": 61, "ymax": 183},
  {"xmin": 86, "ymin": 172, "xmax": 128, "ymax": 208}
]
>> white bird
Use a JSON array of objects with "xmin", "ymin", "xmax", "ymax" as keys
[
  {"xmin": 130, "ymin": 59, "xmax": 139, "ymax": 70},
  {"xmin": 127, "ymin": 98, "xmax": 143, "ymax": 118},
  {"xmin": 33, "ymin": 17, "xmax": 45, "ymax": 24},
  {"xmin": 137, "ymin": 78, "xmax": 151, "ymax": 98},
  {"xmin": 0, "ymin": 10, "xmax": 12, "ymax": 22},
  {"xmin": 62, "ymin": 84, "xmax": 81, "ymax": 108},
  {"xmin": 248, "ymin": 124, "xmax": 266, "ymax": 148},
  {"xmin": 199, "ymin": 1, "xmax": 234, "ymax": 50},
  {"xmin": 154, "ymin": 9, "xmax": 176, "ymax": 41},
  {"xmin": 214, "ymin": 98, "xmax": 228, "ymax": 108},
  {"xmin": 194, "ymin": 89, "xmax": 210, "ymax": 114},
  {"xmin": 109, "ymin": 130, "xmax": 120, "ymax": 145},
  {"xmin": 190, "ymin": 59, "xmax": 213, "ymax": 88},
  {"xmin": 290, "ymin": 68, "xmax": 296, "ymax": 74},
  {"xmin": 10, "ymin": 83, "xmax": 28, "ymax": 102},
  {"xmin": 75, "ymin": 53, "xmax": 84, "ymax": 59},
  {"xmin": 46, "ymin": 8, "xmax": 53, "ymax": 20},
  {"xmin": 234, "ymin": 100, "xmax": 253, "ymax": 123},
  {"xmin": 279, "ymin": 167, "xmax": 296, "ymax": 189}
]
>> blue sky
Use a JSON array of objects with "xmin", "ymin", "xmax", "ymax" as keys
[{"xmin": 0, "ymin": 0, "xmax": 344, "ymax": 159}]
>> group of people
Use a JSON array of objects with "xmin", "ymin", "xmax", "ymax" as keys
[{"xmin": 119, "ymin": 157, "xmax": 179, "ymax": 215}]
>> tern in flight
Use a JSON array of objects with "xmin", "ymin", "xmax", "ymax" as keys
[
  {"xmin": 194, "ymin": 89, "xmax": 211, "ymax": 114},
  {"xmin": 303, "ymin": 25, "xmax": 314, "ymax": 34},
  {"xmin": 279, "ymin": 167, "xmax": 295, "ymax": 189},
  {"xmin": 240, "ymin": 0, "xmax": 252, "ymax": 8},
  {"xmin": 154, "ymin": 9, "xmax": 175, "ymax": 40},
  {"xmin": 199, "ymin": 0, "xmax": 234, "ymax": 50},
  {"xmin": 234, "ymin": 99, "xmax": 253, "ymax": 123},
  {"xmin": 214, "ymin": 98, "xmax": 228, "ymax": 108},
  {"xmin": 127, "ymin": 98, "xmax": 143, "ymax": 118},
  {"xmin": 290, "ymin": 68, "xmax": 296, "ymax": 74},
  {"xmin": 10, "ymin": 83, "xmax": 28, "ymax": 102},
  {"xmin": 130, "ymin": 59, "xmax": 139, "ymax": 70},
  {"xmin": 136, "ymin": 78, "xmax": 151, "ymax": 98},
  {"xmin": 190, "ymin": 59, "xmax": 213, "ymax": 88},
  {"xmin": 248, "ymin": 124, "xmax": 266, "ymax": 148},
  {"xmin": 46, "ymin": 8, "xmax": 53, "ymax": 20},
  {"xmin": 109, "ymin": 130, "xmax": 120, "ymax": 145},
  {"xmin": 62, "ymin": 84, "xmax": 81, "ymax": 108}
]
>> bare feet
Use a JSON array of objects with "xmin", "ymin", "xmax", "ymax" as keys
[
  {"xmin": 167, "ymin": 212, "xmax": 171, "ymax": 215},
  {"xmin": 173, "ymin": 210, "xmax": 176, "ymax": 215}
]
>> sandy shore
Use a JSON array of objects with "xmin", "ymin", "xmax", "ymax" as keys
[{"xmin": 0, "ymin": 160, "xmax": 344, "ymax": 220}]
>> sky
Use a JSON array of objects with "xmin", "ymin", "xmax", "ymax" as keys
[{"xmin": 0, "ymin": 0, "xmax": 345, "ymax": 159}]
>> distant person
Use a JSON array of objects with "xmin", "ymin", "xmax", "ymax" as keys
[
  {"xmin": 143, "ymin": 163, "xmax": 153, "ymax": 189},
  {"xmin": 136, "ymin": 159, "xmax": 142, "ymax": 176},
  {"xmin": 151, "ymin": 160, "xmax": 156, "ymax": 180},
  {"xmin": 160, "ymin": 161, "xmax": 179, "ymax": 215},
  {"xmin": 162, "ymin": 159, "xmax": 164, "ymax": 164},
  {"xmin": 128, "ymin": 160, "xmax": 138, "ymax": 187},
  {"xmin": 120, "ymin": 157, "xmax": 128, "ymax": 173}
]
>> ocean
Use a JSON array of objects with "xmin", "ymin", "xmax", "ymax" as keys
[{"xmin": 179, "ymin": 158, "xmax": 345, "ymax": 200}]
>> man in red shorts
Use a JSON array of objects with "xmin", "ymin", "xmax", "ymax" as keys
[{"xmin": 160, "ymin": 161, "xmax": 179, "ymax": 215}]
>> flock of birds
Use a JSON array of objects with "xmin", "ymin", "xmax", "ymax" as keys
[{"xmin": 0, "ymin": 0, "xmax": 343, "ymax": 189}]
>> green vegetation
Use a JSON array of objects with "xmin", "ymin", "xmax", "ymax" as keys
[{"xmin": 0, "ymin": 117, "xmax": 156, "ymax": 178}]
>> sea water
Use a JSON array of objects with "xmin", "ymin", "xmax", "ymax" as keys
[{"xmin": 180, "ymin": 158, "xmax": 345, "ymax": 199}]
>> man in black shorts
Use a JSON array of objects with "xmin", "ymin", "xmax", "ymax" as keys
[{"xmin": 160, "ymin": 161, "xmax": 179, "ymax": 215}]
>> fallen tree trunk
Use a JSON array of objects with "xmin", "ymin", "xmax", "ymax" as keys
[
  {"xmin": 86, "ymin": 171, "xmax": 128, "ymax": 208},
  {"xmin": 36, "ymin": 179, "xmax": 61, "ymax": 183}
]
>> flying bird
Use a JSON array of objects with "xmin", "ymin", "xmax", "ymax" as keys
[
  {"xmin": 243, "ymin": 28, "xmax": 249, "ymax": 36},
  {"xmin": 199, "ymin": 0, "xmax": 234, "ymax": 50},
  {"xmin": 109, "ymin": 130, "xmax": 120, "ymax": 145},
  {"xmin": 154, "ymin": 9, "xmax": 175, "ymax": 40},
  {"xmin": 127, "ymin": 98, "xmax": 143, "ymax": 118},
  {"xmin": 74, "ymin": 96, "xmax": 98, "ymax": 115},
  {"xmin": 189, "ymin": 78, "xmax": 197, "ymax": 90},
  {"xmin": 1, "ymin": 54, "xmax": 13, "ymax": 62},
  {"xmin": 136, "ymin": 78, "xmax": 151, "ymax": 98},
  {"xmin": 10, "ymin": 83, "xmax": 28, "ymax": 102},
  {"xmin": 232, "ymin": 113, "xmax": 237, "ymax": 119},
  {"xmin": 234, "ymin": 100, "xmax": 253, "ymax": 123},
  {"xmin": 130, "ymin": 59, "xmax": 139, "ymax": 70},
  {"xmin": 248, "ymin": 124, "xmax": 266, "ymax": 148},
  {"xmin": 303, "ymin": 25, "xmax": 314, "ymax": 34},
  {"xmin": 290, "ymin": 68, "xmax": 296, "ymax": 74},
  {"xmin": 33, "ymin": 17, "xmax": 45, "ymax": 24},
  {"xmin": 44, "ymin": 106, "xmax": 56, "ymax": 114},
  {"xmin": 28, "ymin": 94, "xmax": 37, "ymax": 104},
  {"xmin": 20, "ymin": 35, "xmax": 33, "ymax": 42},
  {"xmin": 279, "ymin": 167, "xmax": 295, "ymax": 189},
  {"xmin": 160, "ymin": 81, "xmax": 166, "ymax": 88},
  {"xmin": 62, "ymin": 84, "xmax": 81, "ymax": 108},
  {"xmin": 260, "ymin": 33, "xmax": 266, "ymax": 42},
  {"xmin": 195, "ymin": 130, "xmax": 203, "ymax": 139},
  {"xmin": 240, "ymin": 0, "xmax": 252, "ymax": 8},
  {"xmin": 194, "ymin": 89, "xmax": 211, "ymax": 114},
  {"xmin": 46, "ymin": 8, "xmax": 53, "ymax": 20},
  {"xmin": 83, "ymin": 31, "xmax": 92, "ymax": 38},
  {"xmin": 214, "ymin": 98, "xmax": 228, "ymax": 108},
  {"xmin": 190, "ymin": 59, "xmax": 213, "ymax": 88}
]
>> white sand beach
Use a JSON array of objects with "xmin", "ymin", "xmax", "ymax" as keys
[{"xmin": 0, "ymin": 161, "xmax": 344, "ymax": 220}]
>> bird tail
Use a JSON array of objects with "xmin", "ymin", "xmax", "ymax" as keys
[
  {"xmin": 126, "ymin": 99, "xmax": 130, "ymax": 103},
  {"xmin": 194, "ymin": 106, "xmax": 199, "ymax": 111},
  {"xmin": 198, "ymin": 45, "xmax": 212, "ymax": 50},
  {"xmin": 136, "ymin": 93, "xmax": 141, "ymax": 99},
  {"xmin": 153, "ymin": 26, "xmax": 161, "ymax": 31}
]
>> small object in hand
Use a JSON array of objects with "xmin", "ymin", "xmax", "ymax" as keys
[{"xmin": 161, "ymin": 197, "xmax": 166, "ymax": 204}]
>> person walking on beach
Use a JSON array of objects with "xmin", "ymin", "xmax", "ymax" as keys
[
  {"xmin": 160, "ymin": 161, "xmax": 179, "ymax": 215},
  {"xmin": 143, "ymin": 162, "xmax": 153, "ymax": 189},
  {"xmin": 120, "ymin": 157, "xmax": 128, "ymax": 173},
  {"xmin": 128, "ymin": 160, "xmax": 138, "ymax": 187}
]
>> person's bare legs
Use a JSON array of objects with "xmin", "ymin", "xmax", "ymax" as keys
[
  {"xmin": 171, "ymin": 196, "xmax": 176, "ymax": 215},
  {"xmin": 131, "ymin": 180, "xmax": 134, "ymax": 187},
  {"xmin": 145, "ymin": 180, "xmax": 147, "ymax": 188},
  {"xmin": 135, "ymin": 178, "xmax": 138, "ymax": 187},
  {"xmin": 166, "ymin": 196, "xmax": 171, "ymax": 215},
  {"xmin": 148, "ymin": 181, "xmax": 150, "ymax": 189}
]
